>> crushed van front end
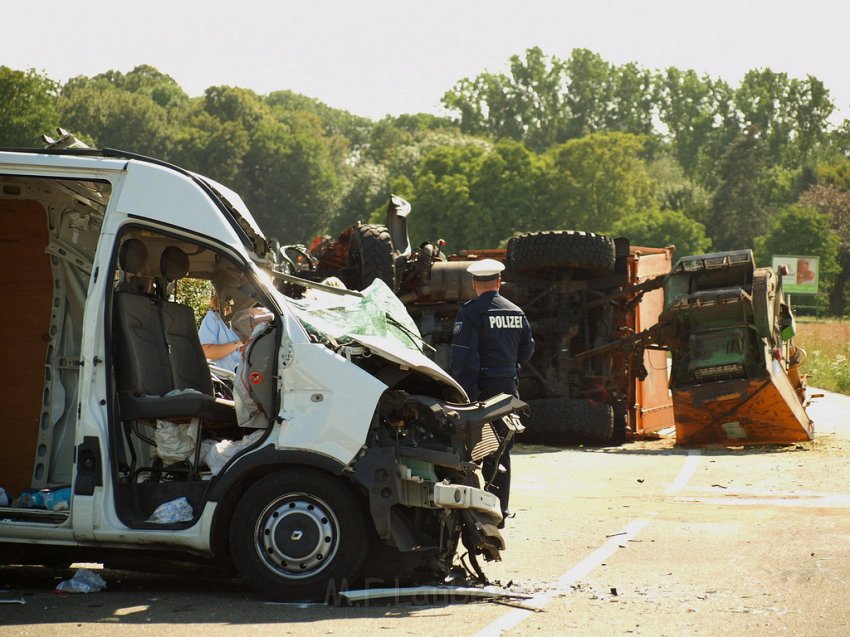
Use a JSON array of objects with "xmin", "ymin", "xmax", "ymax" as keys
[{"xmin": 353, "ymin": 390, "xmax": 524, "ymax": 579}]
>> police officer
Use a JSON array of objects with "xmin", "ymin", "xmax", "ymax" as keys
[{"xmin": 450, "ymin": 258, "xmax": 534, "ymax": 527}]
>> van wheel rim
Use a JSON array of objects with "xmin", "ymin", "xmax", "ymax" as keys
[{"xmin": 255, "ymin": 494, "xmax": 339, "ymax": 579}]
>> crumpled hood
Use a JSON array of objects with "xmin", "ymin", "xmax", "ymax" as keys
[
  {"xmin": 286, "ymin": 279, "xmax": 468, "ymax": 400},
  {"xmin": 345, "ymin": 331, "xmax": 467, "ymax": 398}
]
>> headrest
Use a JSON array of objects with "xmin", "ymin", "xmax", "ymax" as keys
[
  {"xmin": 160, "ymin": 247, "xmax": 190, "ymax": 281},
  {"xmin": 118, "ymin": 239, "xmax": 148, "ymax": 274}
]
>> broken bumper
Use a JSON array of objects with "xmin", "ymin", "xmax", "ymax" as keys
[{"xmin": 432, "ymin": 482, "xmax": 501, "ymax": 519}]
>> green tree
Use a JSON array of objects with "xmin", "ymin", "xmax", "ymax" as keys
[
  {"xmin": 409, "ymin": 144, "xmax": 486, "ymax": 249},
  {"xmin": 470, "ymin": 140, "xmax": 551, "ymax": 238},
  {"xmin": 607, "ymin": 62, "xmax": 655, "ymax": 136},
  {"xmin": 240, "ymin": 118, "xmax": 339, "ymax": 244},
  {"xmin": 562, "ymin": 48, "xmax": 613, "ymax": 139},
  {"xmin": 59, "ymin": 75, "xmax": 174, "ymax": 156},
  {"xmin": 331, "ymin": 160, "xmax": 389, "ymax": 234},
  {"xmin": 442, "ymin": 70, "xmax": 524, "ymax": 142},
  {"xmin": 545, "ymin": 132, "xmax": 657, "ymax": 231},
  {"xmin": 753, "ymin": 205, "xmax": 839, "ymax": 304},
  {"xmin": 797, "ymin": 185, "xmax": 850, "ymax": 315},
  {"xmin": 409, "ymin": 140, "xmax": 551, "ymax": 250},
  {"xmin": 202, "ymin": 85, "xmax": 270, "ymax": 132},
  {"xmin": 507, "ymin": 47, "xmax": 569, "ymax": 150},
  {"xmin": 735, "ymin": 69, "xmax": 833, "ymax": 168},
  {"xmin": 442, "ymin": 47, "xmax": 656, "ymax": 152},
  {"xmin": 646, "ymin": 154, "xmax": 711, "ymax": 224},
  {"xmin": 816, "ymin": 158, "xmax": 850, "ymax": 191},
  {"xmin": 612, "ymin": 209, "xmax": 711, "ymax": 257},
  {"xmin": 267, "ymin": 89, "xmax": 374, "ymax": 150},
  {"xmin": 655, "ymin": 68, "xmax": 737, "ymax": 184},
  {"xmin": 708, "ymin": 129, "xmax": 769, "ymax": 251},
  {"xmin": 0, "ymin": 67, "xmax": 59, "ymax": 146},
  {"xmin": 96, "ymin": 64, "xmax": 189, "ymax": 110}
]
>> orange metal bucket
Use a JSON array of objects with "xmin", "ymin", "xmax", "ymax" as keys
[{"xmin": 672, "ymin": 362, "xmax": 814, "ymax": 446}]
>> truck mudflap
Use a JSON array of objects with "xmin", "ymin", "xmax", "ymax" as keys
[{"xmin": 672, "ymin": 366, "xmax": 814, "ymax": 446}]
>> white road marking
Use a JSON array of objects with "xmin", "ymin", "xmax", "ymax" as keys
[
  {"xmin": 471, "ymin": 519, "xmax": 649, "ymax": 637},
  {"xmin": 665, "ymin": 449, "xmax": 702, "ymax": 494},
  {"xmin": 473, "ymin": 450, "xmax": 702, "ymax": 637},
  {"xmin": 676, "ymin": 494, "xmax": 850, "ymax": 508}
]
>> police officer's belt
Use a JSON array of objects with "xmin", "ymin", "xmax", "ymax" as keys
[{"xmin": 480, "ymin": 366, "xmax": 517, "ymax": 377}]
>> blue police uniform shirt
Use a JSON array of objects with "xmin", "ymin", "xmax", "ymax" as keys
[
  {"xmin": 198, "ymin": 310, "xmax": 242, "ymax": 372},
  {"xmin": 450, "ymin": 290, "xmax": 534, "ymax": 401}
]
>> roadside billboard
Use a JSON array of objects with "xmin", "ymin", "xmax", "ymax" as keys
[{"xmin": 772, "ymin": 255, "xmax": 819, "ymax": 295}]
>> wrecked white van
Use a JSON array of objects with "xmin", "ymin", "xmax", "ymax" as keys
[{"xmin": 0, "ymin": 142, "xmax": 523, "ymax": 601}]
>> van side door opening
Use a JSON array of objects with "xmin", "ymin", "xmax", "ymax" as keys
[
  {"xmin": 107, "ymin": 228, "xmax": 281, "ymax": 529},
  {"xmin": 0, "ymin": 175, "xmax": 107, "ymax": 519}
]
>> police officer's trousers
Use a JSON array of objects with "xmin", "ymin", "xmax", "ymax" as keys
[{"xmin": 479, "ymin": 376, "xmax": 519, "ymax": 526}]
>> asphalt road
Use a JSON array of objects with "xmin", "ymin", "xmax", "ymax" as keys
[{"xmin": 2, "ymin": 389, "xmax": 849, "ymax": 636}]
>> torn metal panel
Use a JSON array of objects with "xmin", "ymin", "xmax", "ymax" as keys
[{"xmin": 338, "ymin": 585, "xmax": 532, "ymax": 603}]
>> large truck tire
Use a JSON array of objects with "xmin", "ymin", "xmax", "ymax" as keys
[
  {"xmin": 521, "ymin": 396, "xmax": 615, "ymax": 445},
  {"xmin": 507, "ymin": 230, "xmax": 616, "ymax": 278},
  {"xmin": 347, "ymin": 224, "xmax": 395, "ymax": 291},
  {"xmin": 609, "ymin": 400, "xmax": 629, "ymax": 446}
]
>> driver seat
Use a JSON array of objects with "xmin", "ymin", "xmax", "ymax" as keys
[{"xmin": 113, "ymin": 242, "xmax": 236, "ymax": 479}]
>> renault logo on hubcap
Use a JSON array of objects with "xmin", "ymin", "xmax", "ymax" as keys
[{"xmin": 290, "ymin": 530, "xmax": 303, "ymax": 541}]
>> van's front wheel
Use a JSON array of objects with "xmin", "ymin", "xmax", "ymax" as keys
[{"xmin": 229, "ymin": 470, "xmax": 369, "ymax": 601}]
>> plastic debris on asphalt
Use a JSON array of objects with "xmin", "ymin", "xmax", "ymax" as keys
[
  {"xmin": 55, "ymin": 568, "xmax": 107, "ymax": 593},
  {"xmin": 146, "ymin": 496, "xmax": 193, "ymax": 523}
]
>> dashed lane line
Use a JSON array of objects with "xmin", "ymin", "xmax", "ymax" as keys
[
  {"xmin": 472, "ymin": 450, "xmax": 702, "ymax": 637},
  {"xmin": 471, "ymin": 519, "xmax": 649, "ymax": 637},
  {"xmin": 665, "ymin": 449, "xmax": 702, "ymax": 495}
]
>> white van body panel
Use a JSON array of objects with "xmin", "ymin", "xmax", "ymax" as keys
[
  {"xmin": 115, "ymin": 161, "xmax": 247, "ymax": 249},
  {"xmin": 277, "ymin": 341, "xmax": 386, "ymax": 465}
]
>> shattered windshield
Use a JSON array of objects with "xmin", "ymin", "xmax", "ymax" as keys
[{"xmin": 287, "ymin": 279, "xmax": 425, "ymax": 352}]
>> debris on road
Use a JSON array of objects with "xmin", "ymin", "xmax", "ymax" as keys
[
  {"xmin": 338, "ymin": 585, "xmax": 533, "ymax": 604},
  {"xmin": 55, "ymin": 568, "xmax": 107, "ymax": 594}
]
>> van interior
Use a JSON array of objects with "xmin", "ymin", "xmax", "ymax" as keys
[{"xmin": 0, "ymin": 174, "xmax": 279, "ymax": 528}]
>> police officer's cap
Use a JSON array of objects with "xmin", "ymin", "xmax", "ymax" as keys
[{"xmin": 467, "ymin": 259, "xmax": 505, "ymax": 281}]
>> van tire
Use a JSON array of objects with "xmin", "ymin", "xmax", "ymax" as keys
[
  {"xmin": 522, "ymin": 396, "xmax": 615, "ymax": 445},
  {"xmin": 507, "ymin": 231, "xmax": 616, "ymax": 277},
  {"xmin": 347, "ymin": 224, "xmax": 395, "ymax": 291},
  {"xmin": 229, "ymin": 469, "xmax": 369, "ymax": 602}
]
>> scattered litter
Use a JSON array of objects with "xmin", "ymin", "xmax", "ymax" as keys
[
  {"xmin": 56, "ymin": 569, "xmax": 107, "ymax": 594},
  {"xmin": 200, "ymin": 430, "xmax": 265, "ymax": 476},
  {"xmin": 18, "ymin": 487, "xmax": 71, "ymax": 511},
  {"xmin": 488, "ymin": 598, "xmax": 544, "ymax": 612},
  {"xmin": 146, "ymin": 497, "xmax": 193, "ymax": 523},
  {"xmin": 152, "ymin": 420, "xmax": 198, "ymax": 465},
  {"xmin": 0, "ymin": 597, "xmax": 25, "ymax": 604}
]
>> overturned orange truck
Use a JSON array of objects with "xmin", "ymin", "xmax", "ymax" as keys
[
  {"xmin": 290, "ymin": 200, "xmax": 676, "ymax": 446},
  {"xmin": 286, "ymin": 198, "xmax": 813, "ymax": 447}
]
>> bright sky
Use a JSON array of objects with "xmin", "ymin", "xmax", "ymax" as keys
[{"xmin": 4, "ymin": 0, "xmax": 848, "ymax": 122}]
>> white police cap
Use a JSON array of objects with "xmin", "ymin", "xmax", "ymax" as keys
[{"xmin": 467, "ymin": 258, "xmax": 505, "ymax": 280}]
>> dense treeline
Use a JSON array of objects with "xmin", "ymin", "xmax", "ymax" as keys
[{"xmin": 3, "ymin": 48, "xmax": 850, "ymax": 313}]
